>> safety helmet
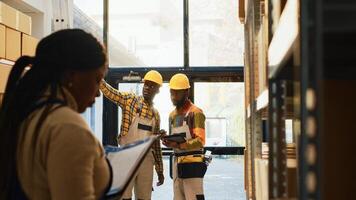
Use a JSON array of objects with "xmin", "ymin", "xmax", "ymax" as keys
[
  {"xmin": 143, "ymin": 70, "xmax": 163, "ymax": 86},
  {"xmin": 169, "ymin": 73, "xmax": 190, "ymax": 90}
]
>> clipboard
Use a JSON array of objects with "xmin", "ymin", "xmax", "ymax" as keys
[
  {"xmin": 162, "ymin": 133, "xmax": 186, "ymax": 144},
  {"xmin": 104, "ymin": 135, "xmax": 159, "ymax": 199}
]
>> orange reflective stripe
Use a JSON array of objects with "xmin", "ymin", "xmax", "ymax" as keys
[{"xmin": 193, "ymin": 128, "xmax": 205, "ymax": 145}]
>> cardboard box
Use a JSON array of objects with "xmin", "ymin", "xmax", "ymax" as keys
[
  {"xmin": 22, "ymin": 34, "xmax": 38, "ymax": 56},
  {"xmin": 287, "ymin": 158, "xmax": 297, "ymax": 198},
  {"xmin": 0, "ymin": 2, "xmax": 32, "ymax": 35},
  {"xmin": 254, "ymin": 159, "xmax": 268, "ymax": 200},
  {"xmin": 18, "ymin": 12, "xmax": 31, "ymax": 35},
  {"xmin": 0, "ymin": 24, "xmax": 5, "ymax": 58},
  {"xmin": 5, "ymin": 27, "xmax": 21, "ymax": 61},
  {"xmin": 0, "ymin": 2, "xmax": 18, "ymax": 30},
  {"xmin": 0, "ymin": 93, "xmax": 3, "ymax": 106},
  {"xmin": 0, "ymin": 63, "xmax": 12, "ymax": 93}
]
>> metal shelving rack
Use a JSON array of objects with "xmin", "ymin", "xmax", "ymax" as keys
[
  {"xmin": 245, "ymin": 0, "xmax": 356, "ymax": 199},
  {"xmin": 244, "ymin": 0, "xmax": 299, "ymax": 199},
  {"xmin": 299, "ymin": 0, "xmax": 356, "ymax": 200},
  {"xmin": 268, "ymin": 0, "xmax": 299, "ymax": 199}
]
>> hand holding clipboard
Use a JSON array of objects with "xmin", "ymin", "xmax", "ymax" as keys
[{"xmin": 104, "ymin": 136, "xmax": 159, "ymax": 199}]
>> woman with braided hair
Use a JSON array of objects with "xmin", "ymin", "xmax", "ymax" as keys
[{"xmin": 0, "ymin": 29, "xmax": 110, "ymax": 199}]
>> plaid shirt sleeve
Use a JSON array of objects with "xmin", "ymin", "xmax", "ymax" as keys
[
  {"xmin": 152, "ymin": 110, "xmax": 164, "ymax": 175},
  {"xmin": 99, "ymin": 79, "xmax": 135, "ymax": 108}
]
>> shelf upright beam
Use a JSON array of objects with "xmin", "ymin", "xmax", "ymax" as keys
[
  {"xmin": 268, "ymin": 79, "xmax": 288, "ymax": 199},
  {"xmin": 299, "ymin": 0, "xmax": 323, "ymax": 199}
]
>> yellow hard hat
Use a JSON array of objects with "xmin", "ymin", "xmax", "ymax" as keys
[
  {"xmin": 143, "ymin": 70, "xmax": 163, "ymax": 86},
  {"xmin": 169, "ymin": 73, "xmax": 190, "ymax": 90}
]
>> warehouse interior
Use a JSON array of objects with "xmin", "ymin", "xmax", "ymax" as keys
[{"xmin": 0, "ymin": 0, "xmax": 355, "ymax": 199}]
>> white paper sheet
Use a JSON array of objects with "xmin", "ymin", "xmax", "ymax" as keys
[{"xmin": 106, "ymin": 135, "xmax": 158, "ymax": 196}]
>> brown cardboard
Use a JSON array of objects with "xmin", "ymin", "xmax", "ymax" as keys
[
  {"xmin": 323, "ymin": 80, "xmax": 356, "ymax": 200},
  {"xmin": 238, "ymin": 0, "xmax": 245, "ymax": 24},
  {"xmin": 0, "ymin": 2, "xmax": 18, "ymax": 30},
  {"xmin": 0, "ymin": 63, "xmax": 12, "ymax": 93},
  {"xmin": 5, "ymin": 27, "xmax": 21, "ymax": 61},
  {"xmin": 22, "ymin": 34, "xmax": 38, "ymax": 56},
  {"xmin": 18, "ymin": 12, "xmax": 31, "ymax": 35},
  {"xmin": 0, "ymin": 24, "xmax": 5, "ymax": 58},
  {"xmin": 0, "ymin": 93, "xmax": 3, "ymax": 106},
  {"xmin": 254, "ymin": 159, "xmax": 268, "ymax": 200},
  {"xmin": 287, "ymin": 164, "xmax": 297, "ymax": 198}
]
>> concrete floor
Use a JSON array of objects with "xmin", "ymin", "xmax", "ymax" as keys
[{"xmin": 152, "ymin": 156, "xmax": 246, "ymax": 200}]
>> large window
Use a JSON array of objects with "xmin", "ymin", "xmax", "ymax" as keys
[
  {"xmin": 190, "ymin": 0, "xmax": 244, "ymax": 66},
  {"xmin": 73, "ymin": 0, "xmax": 244, "ymax": 68},
  {"xmin": 195, "ymin": 82, "xmax": 245, "ymax": 146},
  {"xmin": 73, "ymin": 1, "xmax": 245, "ymax": 198},
  {"xmin": 109, "ymin": 0, "xmax": 184, "ymax": 67}
]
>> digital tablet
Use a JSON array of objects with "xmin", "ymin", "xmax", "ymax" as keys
[{"xmin": 162, "ymin": 133, "xmax": 186, "ymax": 144}]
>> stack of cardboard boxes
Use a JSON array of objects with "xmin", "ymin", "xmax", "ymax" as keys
[{"xmin": 0, "ymin": 1, "xmax": 38, "ymax": 104}]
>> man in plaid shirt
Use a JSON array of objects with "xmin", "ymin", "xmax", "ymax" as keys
[{"xmin": 100, "ymin": 70, "xmax": 164, "ymax": 200}]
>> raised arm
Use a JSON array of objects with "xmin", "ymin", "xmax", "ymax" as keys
[{"xmin": 100, "ymin": 79, "xmax": 135, "ymax": 108}]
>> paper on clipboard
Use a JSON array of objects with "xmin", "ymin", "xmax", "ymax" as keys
[{"xmin": 105, "ymin": 135, "xmax": 159, "ymax": 199}]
